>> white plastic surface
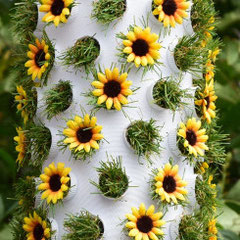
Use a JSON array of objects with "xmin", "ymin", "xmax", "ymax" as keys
[{"xmin": 34, "ymin": 0, "xmax": 197, "ymax": 239}]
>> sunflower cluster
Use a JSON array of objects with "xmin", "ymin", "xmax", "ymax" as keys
[{"xmin": 9, "ymin": 0, "xmax": 225, "ymax": 239}]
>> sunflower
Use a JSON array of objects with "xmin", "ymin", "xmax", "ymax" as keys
[
  {"xmin": 15, "ymin": 86, "xmax": 29, "ymax": 124},
  {"xmin": 14, "ymin": 127, "xmax": 26, "ymax": 165},
  {"xmin": 178, "ymin": 117, "xmax": 209, "ymax": 157},
  {"xmin": 38, "ymin": 162, "xmax": 71, "ymax": 204},
  {"xmin": 23, "ymin": 211, "xmax": 51, "ymax": 240},
  {"xmin": 208, "ymin": 175, "xmax": 216, "ymax": 190},
  {"xmin": 122, "ymin": 26, "xmax": 161, "ymax": 67},
  {"xmin": 125, "ymin": 203, "xmax": 165, "ymax": 240},
  {"xmin": 63, "ymin": 114, "xmax": 104, "ymax": 156},
  {"xmin": 25, "ymin": 38, "xmax": 51, "ymax": 81},
  {"xmin": 91, "ymin": 67, "xmax": 133, "ymax": 111},
  {"xmin": 204, "ymin": 59, "xmax": 215, "ymax": 82},
  {"xmin": 195, "ymin": 80, "xmax": 218, "ymax": 124},
  {"xmin": 152, "ymin": 0, "xmax": 190, "ymax": 28},
  {"xmin": 208, "ymin": 218, "xmax": 218, "ymax": 240},
  {"xmin": 201, "ymin": 17, "xmax": 215, "ymax": 47},
  {"xmin": 40, "ymin": 0, "xmax": 74, "ymax": 27},
  {"xmin": 199, "ymin": 162, "xmax": 209, "ymax": 174},
  {"xmin": 153, "ymin": 163, "xmax": 188, "ymax": 204},
  {"xmin": 209, "ymin": 48, "xmax": 220, "ymax": 63}
]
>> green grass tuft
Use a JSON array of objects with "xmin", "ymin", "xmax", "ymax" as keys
[
  {"xmin": 126, "ymin": 119, "xmax": 162, "ymax": 163},
  {"xmin": 60, "ymin": 37, "xmax": 100, "ymax": 74},
  {"xmin": 90, "ymin": 156, "xmax": 129, "ymax": 199},
  {"xmin": 195, "ymin": 175, "xmax": 218, "ymax": 218},
  {"xmin": 174, "ymin": 35, "xmax": 208, "ymax": 75},
  {"xmin": 152, "ymin": 77, "xmax": 192, "ymax": 112},
  {"xmin": 203, "ymin": 120, "xmax": 229, "ymax": 166},
  {"xmin": 25, "ymin": 124, "xmax": 52, "ymax": 169},
  {"xmin": 191, "ymin": 0, "xmax": 217, "ymax": 35},
  {"xmin": 44, "ymin": 80, "xmax": 73, "ymax": 120},
  {"xmin": 178, "ymin": 212, "xmax": 209, "ymax": 240},
  {"xmin": 63, "ymin": 211, "xmax": 104, "ymax": 240},
  {"xmin": 92, "ymin": 0, "xmax": 126, "ymax": 25},
  {"xmin": 13, "ymin": 176, "xmax": 36, "ymax": 214},
  {"xmin": 10, "ymin": 0, "xmax": 38, "ymax": 43}
]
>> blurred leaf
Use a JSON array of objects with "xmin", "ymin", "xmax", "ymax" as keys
[
  {"xmin": 0, "ymin": 149, "xmax": 15, "ymax": 177},
  {"xmin": 215, "ymin": 82, "xmax": 240, "ymax": 104},
  {"xmin": 226, "ymin": 180, "xmax": 240, "ymax": 201},
  {"xmin": 226, "ymin": 41, "xmax": 239, "ymax": 65},
  {"xmin": 0, "ymin": 224, "xmax": 12, "ymax": 240},
  {"xmin": 218, "ymin": 204, "xmax": 240, "ymax": 235},
  {"xmin": 219, "ymin": 230, "xmax": 240, "ymax": 240},
  {"xmin": 0, "ymin": 196, "xmax": 4, "ymax": 222},
  {"xmin": 225, "ymin": 200, "xmax": 240, "ymax": 214}
]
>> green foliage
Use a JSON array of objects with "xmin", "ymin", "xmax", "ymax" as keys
[
  {"xmin": 204, "ymin": 119, "xmax": 229, "ymax": 166},
  {"xmin": 10, "ymin": 0, "xmax": 38, "ymax": 42},
  {"xmin": 152, "ymin": 77, "xmax": 192, "ymax": 112},
  {"xmin": 195, "ymin": 176, "xmax": 218, "ymax": 218},
  {"xmin": 63, "ymin": 211, "xmax": 104, "ymax": 240},
  {"xmin": 44, "ymin": 80, "xmax": 73, "ymax": 119},
  {"xmin": 191, "ymin": 0, "xmax": 217, "ymax": 35},
  {"xmin": 91, "ymin": 0, "xmax": 126, "ymax": 25},
  {"xmin": 90, "ymin": 156, "xmax": 129, "ymax": 199},
  {"xmin": 24, "ymin": 124, "xmax": 52, "ymax": 168},
  {"xmin": 13, "ymin": 176, "xmax": 36, "ymax": 214},
  {"xmin": 126, "ymin": 119, "xmax": 162, "ymax": 163},
  {"xmin": 178, "ymin": 211, "xmax": 209, "ymax": 240},
  {"xmin": 60, "ymin": 37, "xmax": 100, "ymax": 74},
  {"xmin": 174, "ymin": 35, "xmax": 208, "ymax": 74}
]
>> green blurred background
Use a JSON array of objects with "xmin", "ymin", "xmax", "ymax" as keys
[{"xmin": 0, "ymin": 0, "xmax": 239, "ymax": 239}]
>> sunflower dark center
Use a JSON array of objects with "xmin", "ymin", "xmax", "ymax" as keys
[
  {"xmin": 51, "ymin": 0, "xmax": 65, "ymax": 16},
  {"xmin": 35, "ymin": 50, "xmax": 45, "ymax": 68},
  {"xmin": 77, "ymin": 128, "xmax": 93, "ymax": 143},
  {"xmin": 103, "ymin": 80, "xmax": 121, "ymax": 98},
  {"xmin": 132, "ymin": 39, "xmax": 149, "ymax": 57},
  {"xmin": 163, "ymin": 176, "xmax": 177, "ymax": 193},
  {"xmin": 204, "ymin": 96, "xmax": 210, "ymax": 109},
  {"xmin": 162, "ymin": 0, "xmax": 177, "ymax": 16},
  {"xmin": 49, "ymin": 174, "xmax": 61, "ymax": 192},
  {"xmin": 33, "ymin": 224, "xmax": 44, "ymax": 240},
  {"xmin": 136, "ymin": 216, "xmax": 153, "ymax": 233},
  {"xmin": 186, "ymin": 130, "xmax": 197, "ymax": 146}
]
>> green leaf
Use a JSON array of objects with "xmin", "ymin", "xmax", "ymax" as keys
[
  {"xmin": 226, "ymin": 180, "xmax": 240, "ymax": 201},
  {"xmin": 219, "ymin": 230, "xmax": 240, "ymax": 240},
  {"xmin": 225, "ymin": 200, "xmax": 240, "ymax": 214},
  {"xmin": 215, "ymin": 82, "xmax": 240, "ymax": 104},
  {"xmin": 0, "ymin": 224, "xmax": 12, "ymax": 240},
  {"xmin": 0, "ymin": 195, "xmax": 4, "ymax": 222},
  {"xmin": 226, "ymin": 41, "xmax": 239, "ymax": 65},
  {"xmin": 218, "ymin": 204, "xmax": 240, "ymax": 235}
]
